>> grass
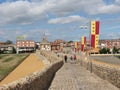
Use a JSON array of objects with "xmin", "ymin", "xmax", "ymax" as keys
[
  {"xmin": 0, "ymin": 54, "xmax": 8, "ymax": 59},
  {"xmin": 3, "ymin": 57, "xmax": 14, "ymax": 62},
  {"xmin": 0, "ymin": 54, "xmax": 29, "ymax": 81}
]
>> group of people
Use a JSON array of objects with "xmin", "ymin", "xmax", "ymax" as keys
[{"xmin": 64, "ymin": 54, "xmax": 77, "ymax": 63}]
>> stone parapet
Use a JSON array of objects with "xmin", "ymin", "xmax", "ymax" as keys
[
  {"xmin": 0, "ymin": 60, "xmax": 63, "ymax": 90},
  {"xmin": 80, "ymin": 58, "xmax": 120, "ymax": 88}
]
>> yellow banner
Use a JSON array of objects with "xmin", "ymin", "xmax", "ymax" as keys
[
  {"xmin": 91, "ymin": 21, "xmax": 96, "ymax": 35},
  {"xmin": 95, "ymin": 35, "xmax": 99, "ymax": 48},
  {"xmin": 81, "ymin": 37, "xmax": 84, "ymax": 44},
  {"xmin": 75, "ymin": 42, "xmax": 78, "ymax": 49}
]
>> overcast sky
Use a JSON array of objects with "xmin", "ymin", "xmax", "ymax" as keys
[{"xmin": 0, "ymin": 0, "xmax": 120, "ymax": 43}]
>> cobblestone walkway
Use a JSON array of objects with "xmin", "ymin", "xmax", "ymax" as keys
[{"xmin": 49, "ymin": 62, "xmax": 119, "ymax": 90}]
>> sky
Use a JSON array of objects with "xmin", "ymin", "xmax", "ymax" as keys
[{"xmin": 0, "ymin": 0, "xmax": 120, "ymax": 43}]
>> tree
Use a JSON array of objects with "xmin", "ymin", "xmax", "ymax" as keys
[
  {"xmin": 112, "ymin": 46, "xmax": 118, "ymax": 54},
  {"xmin": 5, "ymin": 40, "xmax": 13, "ymax": 44},
  {"xmin": 106, "ymin": 48, "xmax": 110, "ymax": 54},
  {"xmin": 99, "ymin": 48, "xmax": 110, "ymax": 54},
  {"xmin": 12, "ymin": 47, "xmax": 16, "ymax": 54},
  {"xmin": 68, "ymin": 40, "xmax": 74, "ymax": 43}
]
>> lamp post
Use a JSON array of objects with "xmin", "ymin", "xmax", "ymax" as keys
[
  {"xmin": 80, "ymin": 26, "xmax": 88, "ymax": 66},
  {"xmin": 80, "ymin": 26, "xmax": 88, "ymax": 53},
  {"xmin": 80, "ymin": 24, "xmax": 92, "ymax": 73}
]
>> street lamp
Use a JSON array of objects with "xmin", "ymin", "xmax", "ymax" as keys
[
  {"xmin": 80, "ymin": 25, "xmax": 88, "ymax": 66},
  {"xmin": 80, "ymin": 26, "xmax": 88, "ymax": 52},
  {"xmin": 80, "ymin": 24, "xmax": 92, "ymax": 73}
]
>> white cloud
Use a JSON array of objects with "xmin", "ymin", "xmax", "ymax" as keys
[
  {"xmin": 115, "ymin": 0, "xmax": 120, "ymax": 4},
  {"xmin": 97, "ymin": 4, "xmax": 120, "ymax": 14},
  {"xmin": 0, "ymin": 0, "xmax": 120, "ymax": 26},
  {"xmin": 45, "ymin": 0, "xmax": 120, "ymax": 15},
  {"xmin": 0, "ymin": 1, "xmax": 48, "ymax": 25},
  {"xmin": 48, "ymin": 15, "xmax": 88, "ymax": 24}
]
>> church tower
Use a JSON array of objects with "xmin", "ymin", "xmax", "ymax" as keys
[{"xmin": 39, "ymin": 33, "xmax": 51, "ymax": 51}]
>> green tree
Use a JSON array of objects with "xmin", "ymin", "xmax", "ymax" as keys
[
  {"xmin": 106, "ymin": 48, "xmax": 110, "ymax": 54},
  {"xmin": 12, "ymin": 47, "xmax": 16, "ymax": 54},
  {"xmin": 112, "ymin": 46, "xmax": 118, "ymax": 54},
  {"xmin": 68, "ymin": 40, "xmax": 74, "ymax": 43},
  {"xmin": 99, "ymin": 48, "xmax": 109, "ymax": 54},
  {"xmin": 5, "ymin": 40, "xmax": 13, "ymax": 44}
]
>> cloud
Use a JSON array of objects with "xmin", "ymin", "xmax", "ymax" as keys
[
  {"xmin": 0, "ymin": 0, "xmax": 120, "ymax": 26},
  {"xmin": 115, "ymin": 0, "xmax": 120, "ymax": 4},
  {"xmin": 0, "ymin": 1, "xmax": 48, "ymax": 25},
  {"xmin": 46, "ymin": 0, "xmax": 120, "ymax": 15},
  {"xmin": 48, "ymin": 15, "xmax": 88, "ymax": 24},
  {"xmin": 97, "ymin": 4, "xmax": 120, "ymax": 14}
]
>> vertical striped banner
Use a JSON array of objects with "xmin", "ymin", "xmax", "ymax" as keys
[
  {"xmin": 81, "ymin": 36, "xmax": 86, "ymax": 51},
  {"xmin": 91, "ymin": 35, "xmax": 95, "ymax": 48},
  {"xmin": 91, "ymin": 21, "xmax": 96, "ymax": 35},
  {"xmin": 74, "ymin": 42, "xmax": 78, "ymax": 52},
  {"xmin": 74, "ymin": 42, "xmax": 78, "ymax": 49},
  {"xmin": 91, "ymin": 21, "xmax": 100, "ymax": 48}
]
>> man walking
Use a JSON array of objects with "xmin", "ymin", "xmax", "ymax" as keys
[{"xmin": 64, "ymin": 55, "xmax": 68, "ymax": 63}]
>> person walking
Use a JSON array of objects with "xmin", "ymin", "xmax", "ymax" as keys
[
  {"xmin": 74, "ymin": 54, "xmax": 76, "ymax": 60},
  {"xmin": 70, "ymin": 56, "xmax": 73, "ymax": 61},
  {"xmin": 64, "ymin": 55, "xmax": 68, "ymax": 63}
]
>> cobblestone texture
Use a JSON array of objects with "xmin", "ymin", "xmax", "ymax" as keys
[{"xmin": 49, "ymin": 62, "xmax": 119, "ymax": 90}]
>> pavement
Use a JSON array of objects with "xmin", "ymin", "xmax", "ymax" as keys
[{"xmin": 48, "ymin": 61, "xmax": 119, "ymax": 90}]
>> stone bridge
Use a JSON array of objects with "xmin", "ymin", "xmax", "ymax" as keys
[{"xmin": 0, "ymin": 51, "xmax": 120, "ymax": 90}]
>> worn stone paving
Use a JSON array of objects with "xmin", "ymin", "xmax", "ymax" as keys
[{"xmin": 48, "ymin": 62, "xmax": 119, "ymax": 90}]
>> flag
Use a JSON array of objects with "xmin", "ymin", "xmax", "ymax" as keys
[
  {"xmin": 74, "ymin": 42, "xmax": 78, "ymax": 49},
  {"xmin": 95, "ymin": 35, "xmax": 99, "ymax": 48},
  {"xmin": 81, "ymin": 36, "xmax": 86, "ymax": 51},
  {"xmin": 91, "ymin": 21, "xmax": 96, "ymax": 35},
  {"xmin": 96, "ymin": 21, "xmax": 99, "ymax": 34},
  {"xmin": 91, "ymin": 35, "xmax": 95, "ymax": 48},
  {"xmin": 91, "ymin": 21, "xmax": 100, "ymax": 48}
]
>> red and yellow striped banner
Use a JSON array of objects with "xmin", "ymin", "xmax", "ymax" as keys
[
  {"xmin": 81, "ymin": 36, "xmax": 86, "ymax": 51},
  {"xmin": 74, "ymin": 42, "xmax": 78, "ymax": 49},
  {"xmin": 91, "ymin": 21, "xmax": 100, "ymax": 48}
]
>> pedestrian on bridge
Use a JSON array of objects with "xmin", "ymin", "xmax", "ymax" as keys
[
  {"xmin": 64, "ymin": 55, "xmax": 68, "ymax": 63},
  {"xmin": 74, "ymin": 54, "xmax": 77, "ymax": 60},
  {"xmin": 70, "ymin": 56, "xmax": 73, "ymax": 61}
]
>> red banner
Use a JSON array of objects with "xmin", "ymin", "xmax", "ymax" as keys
[
  {"xmin": 91, "ymin": 35, "xmax": 95, "ymax": 48},
  {"xmin": 95, "ymin": 21, "xmax": 99, "ymax": 34}
]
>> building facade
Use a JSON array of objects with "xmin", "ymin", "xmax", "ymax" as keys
[
  {"xmin": 51, "ymin": 39, "xmax": 65, "ymax": 52},
  {"xmin": 39, "ymin": 34, "xmax": 51, "ymax": 51},
  {"xmin": 16, "ymin": 40, "xmax": 36, "ymax": 54},
  {"xmin": 0, "ymin": 44, "xmax": 15, "ymax": 54},
  {"xmin": 99, "ymin": 39, "xmax": 120, "ymax": 49}
]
